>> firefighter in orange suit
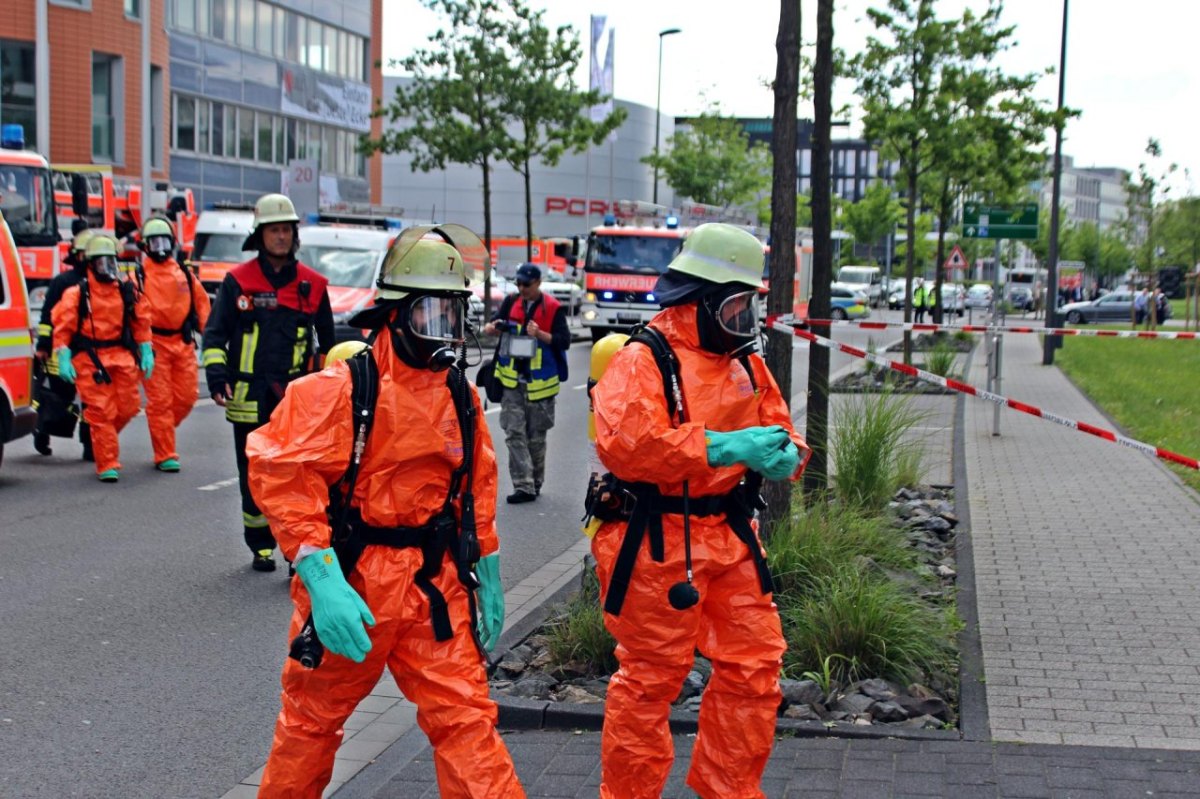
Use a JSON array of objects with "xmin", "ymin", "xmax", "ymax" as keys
[
  {"xmin": 139, "ymin": 216, "xmax": 211, "ymax": 472},
  {"xmin": 52, "ymin": 234, "xmax": 154, "ymax": 482},
  {"xmin": 246, "ymin": 225, "xmax": 522, "ymax": 799},
  {"xmin": 589, "ymin": 223, "xmax": 810, "ymax": 799}
]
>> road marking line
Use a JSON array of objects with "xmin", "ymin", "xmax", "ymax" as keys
[{"xmin": 198, "ymin": 477, "xmax": 239, "ymax": 491}]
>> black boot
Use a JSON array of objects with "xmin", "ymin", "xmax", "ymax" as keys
[
  {"xmin": 33, "ymin": 430, "xmax": 52, "ymax": 456},
  {"xmin": 251, "ymin": 549, "xmax": 277, "ymax": 572},
  {"xmin": 80, "ymin": 423, "xmax": 94, "ymax": 462}
]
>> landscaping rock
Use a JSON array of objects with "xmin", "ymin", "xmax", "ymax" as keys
[
  {"xmin": 895, "ymin": 695, "xmax": 953, "ymax": 722},
  {"xmin": 674, "ymin": 671, "xmax": 706, "ymax": 704},
  {"xmin": 780, "ymin": 679, "xmax": 825, "ymax": 708},
  {"xmin": 783, "ymin": 703, "xmax": 822, "ymax": 721},
  {"xmin": 856, "ymin": 678, "xmax": 900, "ymax": 701},
  {"xmin": 556, "ymin": 685, "xmax": 603, "ymax": 704},
  {"xmin": 869, "ymin": 701, "xmax": 909, "ymax": 722},
  {"xmin": 509, "ymin": 673, "xmax": 559, "ymax": 700},
  {"xmin": 834, "ymin": 693, "xmax": 875, "ymax": 716}
]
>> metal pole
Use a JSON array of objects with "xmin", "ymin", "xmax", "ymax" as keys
[
  {"xmin": 653, "ymin": 28, "xmax": 681, "ymax": 205},
  {"xmin": 992, "ymin": 238, "xmax": 1002, "ymax": 321},
  {"xmin": 141, "ymin": 0, "xmax": 151, "ymax": 222},
  {"xmin": 1042, "ymin": 0, "xmax": 1069, "ymax": 365},
  {"xmin": 35, "ymin": 0, "xmax": 50, "ymax": 155},
  {"xmin": 992, "ymin": 333, "xmax": 1004, "ymax": 436}
]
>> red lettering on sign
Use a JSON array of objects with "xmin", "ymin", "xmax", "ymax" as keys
[
  {"xmin": 545, "ymin": 197, "xmax": 568, "ymax": 213},
  {"xmin": 586, "ymin": 273, "xmax": 659, "ymax": 292}
]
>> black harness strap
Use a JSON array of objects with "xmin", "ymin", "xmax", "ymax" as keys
[{"xmin": 601, "ymin": 326, "xmax": 775, "ymax": 616}]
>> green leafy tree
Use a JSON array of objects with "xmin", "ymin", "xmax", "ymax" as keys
[
  {"xmin": 1030, "ymin": 201, "xmax": 1072, "ymax": 268},
  {"xmin": 363, "ymin": 0, "xmax": 515, "ymax": 316},
  {"xmin": 505, "ymin": 4, "xmax": 625, "ymax": 259},
  {"xmin": 1124, "ymin": 138, "xmax": 1178, "ymax": 280},
  {"xmin": 854, "ymin": 0, "xmax": 960, "ymax": 361},
  {"xmin": 1156, "ymin": 195, "xmax": 1200, "ymax": 271},
  {"xmin": 842, "ymin": 180, "xmax": 902, "ymax": 262},
  {"xmin": 919, "ymin": 2, "xmax": 1054, "ymax": 321},
  {"xmin": 642, "ymin": 110, "xmax": 772, "ymax": 208},
  {"xmin": 893, "ymin": 212, "xmax": 935, "ymax": 273}
]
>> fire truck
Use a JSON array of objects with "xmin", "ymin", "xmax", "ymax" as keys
[
  {"xmin": 0, "ymin": 126, "xmax": 61, "ymax": 304},
  {"xmin": 579, "ymin": 200, "xmax": 768, "ymax": 342}
]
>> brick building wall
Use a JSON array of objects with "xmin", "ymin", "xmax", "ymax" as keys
[{"xmin": 0, "ymin": 0, "xmax": 168, "ymax": 180}]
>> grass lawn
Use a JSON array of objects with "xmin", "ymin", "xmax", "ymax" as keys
[
  {"xmin": 1170, "ymin": 298, "xmax": 1200, "ymax": 323},
  {"xmin": 1057, "ymin": 335, "xmax": 1200, "ymax": 493}
]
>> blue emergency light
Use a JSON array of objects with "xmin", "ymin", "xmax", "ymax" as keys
[
  {"xmin": 603, "ymin": 213, "xmax": 616, "ymax": 226},
  {"xmin": 602, "ymin": 291, "xmax": 614, "ymax": 300},
  {"xmin": 665, "ymin": 215, "xmax": 679, "ymax": 229},
  {"xmin": 1, "ymin": 124, "xmax": 26, "ymax": 150}
]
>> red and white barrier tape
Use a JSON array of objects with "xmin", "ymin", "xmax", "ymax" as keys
[
  {"xmin": 792, "ymin": 317, "xmax": 1198, "ymax": 341},
  {"xmin": 769, "ymin": 320, "xmax": 1200, "ymax": 472}
]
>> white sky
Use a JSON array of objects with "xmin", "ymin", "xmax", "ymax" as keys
[{"xmin": 381, "ymin": 0, "xmax": 1199, "ymax": 194}]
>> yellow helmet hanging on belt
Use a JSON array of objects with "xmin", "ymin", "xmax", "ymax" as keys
[{"xmin": 583, "ymin": 331, "xmax": 630, "ymax": 537}]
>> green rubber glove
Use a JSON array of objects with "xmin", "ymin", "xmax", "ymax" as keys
[
  {"xmin": 56, "ymin": 348, "xmax": 76, "ymax": 383},
  {"xmin": 475, "ymin": 553, "xmax": 505, "ymax": 651},
  {"xmin": 138, "ymin": 342, "xmax": 155, "ymax": 380},
  {"xmin": 295, "ymin": 548, "xmax": 375, "ymax": 663},
  {"xmin": 706, "ymin": 425, "xmax": 789, "ymax": 469},
  {"xmin": 760, "ymin": 440, "xmax": 802, "ymax": 480}
]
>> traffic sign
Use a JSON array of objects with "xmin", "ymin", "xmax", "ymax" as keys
[
  {"xmin": 943, "ymin": 244, "xmax": 968, "ymax": 272},
  {"xmin": 962, "ymin": 203, "xmax": 1038, "ymax": 240}
]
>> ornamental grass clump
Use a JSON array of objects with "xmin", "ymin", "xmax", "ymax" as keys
[
  {"xmin": 767, "ymin": 501, "xmax": 914, "ymax": 599},
  {"xmin": 832, "ymin": 392, "xmax": 928, "ymax": 512},
  {"xmin": 924, "ymin": 339, "xmax": 957, "ymax": 378},
  {"xmin": 778, "ymin": 568, "xmax": 960, "ymax": 686},
  {"xmin": 542, "ymin": 564, "xmax": 617, "ymax": 675}
]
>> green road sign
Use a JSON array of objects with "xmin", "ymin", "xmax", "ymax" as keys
[{"xmin": 962, "ymin": 203, "xmax": 1038, "ymax": 240}]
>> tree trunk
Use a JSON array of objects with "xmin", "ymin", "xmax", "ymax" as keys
[
  {"xmin": 763, "ymin": 0, "xmax": 802, "ymax": 535},
  {"xmin": 481, "ymin": 151, "xmax": 494, "ymax": 321},
  {"xmin": 803, "ymin": 0, "xmax": 834, "ymax": 502},
  {"xmin": 934, "ymin": 183, "xmax": 949, "ymax": 325}
]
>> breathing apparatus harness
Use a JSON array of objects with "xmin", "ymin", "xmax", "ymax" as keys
[
  {"xmin": 71, "ymin": 276, "xmax": 140, "ymax": 386},
  {"xmin": 583, "ymin": 325, "xmax": 775, "ymax": 616},
  {"xmin": 289, "ymin": 334, "xmax": 484, "ymax": 669}
]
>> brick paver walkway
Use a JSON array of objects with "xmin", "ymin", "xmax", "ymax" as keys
[{"xmin": 964, "ymin": 332, "xmax": 1200, "ymax": 748}]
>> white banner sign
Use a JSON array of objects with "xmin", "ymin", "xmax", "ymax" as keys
[{"xmin": 280, "ymin": 67, "xmax": 371, "ymax": 133}]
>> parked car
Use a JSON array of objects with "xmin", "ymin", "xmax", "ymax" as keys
[
  {"xmin": 297, "ymin": 225, "xmax": 394, "ymax": 343},
  {"xmin": 829, "ymin": 284, "xmax": 870, "ymax": 320},
  {"xmin": 888, "ymin": 279, "xmax": 912, "ymax": 310},
  {"xmin": 941, "ymin": 283, "xmax": 965, "ymax": 317},
  {"xmin": 965, "ymin": 283, "xmax": 993, "ymax": 309},
  {"xmin": 1060, "ymin": 291, "xmax": 1167, "ymax": 324},
  {"xmin": 539, "ymin": 272, "xmax": 583, "ymax": 315},
  {"xmin": 1007, "ymin": 286, "xmax": 1035, "ymax": 312}
]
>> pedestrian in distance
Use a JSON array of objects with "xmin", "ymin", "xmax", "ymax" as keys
[
  {"xmin": 246, "ymin": 225, "xmax": 522, "ymax": 798},
  {"xmin": 482, "ymin": 262, "xmax": 570, "ymax": 504},
  {"xmin": 33, "ymin": 227, "xmax": 95, "ymax": 460},
  {"xmin": 913, "ymin": 277, "xmax": 928, "ymax": 323},
  {"xmin": 1134, "ymin": 287, "xmax": 1149, "ymax": 326},
  {"xmin": 50, "ymin": 234, "xmax": 154, "ymax": 482},
  {"xmin": 201, "ymin": 193, "xmax": 334, "ymax": 573},
  {"xmin": 588, "ymin": 223, "xmax": 811, "ymax": 799},
  {"xmin": 138, "ymin": 216, "xmax": 211, "ymax": 473}
]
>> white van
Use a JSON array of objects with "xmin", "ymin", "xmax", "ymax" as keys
[
  {"xmin": 191, "ymin": 206, "xmax": 256, "ymax": 300},
  {"xmin": 836, "ymin": 265, "xmax": 883, "ymax": 307}
]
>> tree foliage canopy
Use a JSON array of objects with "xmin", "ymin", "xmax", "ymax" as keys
[{"xmin": 642, "ymin": 111, "xmax": 772, "ymax": 208}]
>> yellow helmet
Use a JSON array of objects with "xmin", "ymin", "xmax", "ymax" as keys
[
  {"xmin": 666, "ymin": 223, "xmax": 765, "ymax": 290},
  {"xmin": 70, "ymin": 228, "xmax": 96, "ymax": 255},
  {"xmin": 141, "ymin": 216, "xmax": 175, "ymax": 241},
  {"xmin": 84, "ymin": 234, "xmax": 120, "ymax": 260},
  {"xmin": 348, "ymin": 224, "xmax": 489, "ymax": 329},
  {"xmin": 326, "ymin": 340, "xmax": 368, "ymax": 365}
]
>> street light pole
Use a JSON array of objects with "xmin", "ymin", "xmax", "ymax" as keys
[
  {"xmin": 653, "ymin": 27, "xmax": 681, "ymax": 205},
  {"xmin": 1043, "ymin": 0, "xmax": 1069, "ymax": 365}
]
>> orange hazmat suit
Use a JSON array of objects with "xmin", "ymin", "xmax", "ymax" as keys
[
  {"xmin": 590, "ymin": 304, "xmax": 808, "ymax": 799},
  {"xmin": 142, "ymin": 258, "xmax": 211, "ymax": 463},
  {"xmin": 52, "ymin": 279, "xmax": 150, "ymax": 475},
  {"xmin": 246, "ymin": 331, "xmax": 523, "ymax": 799}
]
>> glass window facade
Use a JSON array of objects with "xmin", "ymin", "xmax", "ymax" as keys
[
  {"xmin": 92, "ymin": 55, "xmax": 117, "ymax": 161},
  {"xmin": 0, "ymin": 40, "xmax": 37, "ymax": 146},
  {"xmin": 170, "ymin": 94, "xmax": 366, "ymax": 177}
]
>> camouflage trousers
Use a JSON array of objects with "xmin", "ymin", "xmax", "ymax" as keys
[{"xmin": 499, "ymin": 386, "xmax": 556, "ymax": 494}]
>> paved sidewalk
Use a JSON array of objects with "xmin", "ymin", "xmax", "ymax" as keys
[
  {"xmin": 964, "ymin": 332, "xmax": 1200, "ymax": 748},
  {"xmin": 323, "ymin": 330, "xmax": 1200, "ymax": 797},
  {"xmin": 341, "ymin": 729, "xmax": 1200, "ymax": 798}
]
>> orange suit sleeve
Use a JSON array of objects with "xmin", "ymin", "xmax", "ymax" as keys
[
  {"xmin": 246, "ymin": 367, "xmax": 354, "ymax": 561},
  {"xmin": 592, "ymin": 343, "xmax": 712, "ymax": 485},
  {"xmin": 51, "ymin": 285, "xmax": 81, "ymax": 352},
  {"xmin": 751, "ymin": 354, "xmax": 811, "ymax": 478}
]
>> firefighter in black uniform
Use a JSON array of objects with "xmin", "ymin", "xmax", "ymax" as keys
[
  {"xmin": 33, "ymin": 227, "xmax": 95, "ymax": 460},
  {"xmin": 201, "ymin": 193, "xmax": 334, "ymax": 572}
]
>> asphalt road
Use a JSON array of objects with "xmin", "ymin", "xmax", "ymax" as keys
[{"xmin": 0, "ymin": 310, "xmax": 899, "ymax": 798}]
